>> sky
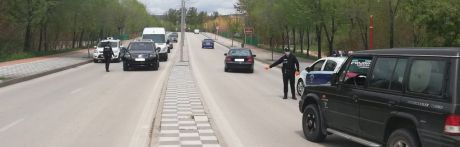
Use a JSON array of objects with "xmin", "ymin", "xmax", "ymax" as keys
[{"xmin": 137, "ymin": 0, "xmax": 238, "ymax": 15}]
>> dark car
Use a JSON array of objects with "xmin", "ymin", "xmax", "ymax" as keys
[
  {"xmin": 169, "ymin": 33, "xmax": 178, "ymax": 43},
  {"xmin": 299, "ymin": 48, "xmax": 460, "ymax": 147},
  {"xmin": 121, "ymin": 41, "xmax": 160, "ymax": 71},
  {"xmin": 202, "ymin": 39, "xmax": 214, "ymax": 49},
  {"xmin": 224, "ymin": 48, "xmax": 256, "ymax": 73}
]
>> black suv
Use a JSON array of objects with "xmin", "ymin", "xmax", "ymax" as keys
[
  {"xmin": 121, "ymin": 41, "xmax": 160, "ymax": 71},
  {"xmin": 299, "ymin": 48, "xmax": 460, "ymax": 147}
]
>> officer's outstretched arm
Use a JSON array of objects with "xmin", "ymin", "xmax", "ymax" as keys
[{"xmin": 269, "ymin": 56, "xmax": 284, "ymax": 68}]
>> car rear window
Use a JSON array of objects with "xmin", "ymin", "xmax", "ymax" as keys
[
  {"xmin": 229, "ymin": 49, "xmax": 251, "ymax": 56},
  {"xmin": 408, "ymin": 59, "xmax": 447, "ymax": 96},
  {"xmin": 323, "ymin": 60, "xmax": 337, "ymax": 71},
  {"xmin": 98, "ymin": 42, "xmax": 118, "ymax": 48}
]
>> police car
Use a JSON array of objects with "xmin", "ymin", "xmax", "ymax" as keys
[
  {"xmin": 93, "ymin": 37, "xmax": 122, "ymax": 63},
  {"xmin": 297, "ymin": 57, "xmax": 347, "ymax": 96}
]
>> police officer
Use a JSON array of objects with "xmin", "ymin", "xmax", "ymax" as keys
[
  {"xmin": 265, "ymin": 48, "xmax": 300, "ymax": 100},
  {"xmin": 102, "ymin": 42, "xmax": 115, "ymax": 72}
]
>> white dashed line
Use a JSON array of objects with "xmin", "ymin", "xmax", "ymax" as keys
[
  {"xmin": 70, "ymin": 88, "xmax": 82, "ymax": 94},
  {"xmin": 0, "ymin": 118, "xmax": 25, "ymax": 132}
]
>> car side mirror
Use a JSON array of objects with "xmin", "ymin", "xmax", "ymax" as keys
[
  {"xmin": 156, "ymin": 47, "xmax": 161, "ymax": 52},
  {"xmin": 166, "ymin": 40, "xmax": 170, "ymax": 44},
  {"xmin": 305, "ymin": 67, "xmax": 312, "ymax": 72},
  {"xmin": 252, "ymin": 55, "xmax": 256, "ymax": 57},
  {"xmin": 224, "ymin": 53, "xmax": 227, "ymax": 56}
]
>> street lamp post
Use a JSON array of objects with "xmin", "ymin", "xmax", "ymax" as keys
[{"xmin": 180, "ymin": 0, "xmax": 185, "ymax": 61}]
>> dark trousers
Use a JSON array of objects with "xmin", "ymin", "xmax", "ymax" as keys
[
  {"xmin": 283, "ymin": 73, "xmax": 296, "ymax": 97},
  {"xmin": 104, "ymin": 56, "xmax": 111, "ymax": 71}
]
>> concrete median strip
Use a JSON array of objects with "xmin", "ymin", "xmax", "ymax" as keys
[{"xmin": 153, "ymin": 61, "xmax": 221, "ymax": 147}]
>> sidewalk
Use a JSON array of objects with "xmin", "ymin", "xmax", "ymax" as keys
[
  {"xmin": 0, "ymin": 49, "xmax": 92, "ymax": 87},
  {"xmin": 202, "ymin": 32, "xmax": 315, "ymax": 67}
]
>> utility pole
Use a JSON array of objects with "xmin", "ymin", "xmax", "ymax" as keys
[
  {"xmin": 180, "ymin": 0, "xmax": 185, "ymax": 62},
  {"xmin": 369, "ymin": 15, "xmax": 374, "ymax": 50}
]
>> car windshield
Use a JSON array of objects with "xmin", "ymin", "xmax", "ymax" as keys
[
  {"xmin": 128, "ymin": 42, "xmax": 154, "ymax": 51},
  {"xmin": 170, "ymin": 33, "xmax": 178, "ymax": 37},
  {"xmin": 143, "ymin": 34, "xmax": 165, "ymax": 43},
  {"xmin": 97, "ymin": 42, "xmax": 118, "ymax": 48},
  {"xmin": 229, "ymin": 49, "xmax": 251, "ymax": 56},
  {"xmin": 204, "ymin": 39, "xmax": 213, "ymax": 42}
]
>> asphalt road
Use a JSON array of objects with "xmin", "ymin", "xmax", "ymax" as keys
[
  {"xmin": 187, "ymin": 33, "xmax": 362, "ymax": 147},
  {"xmin": 0, "ymin": 33, "xmax": 362, "ymax": 147},
  {"xmin": 0, "ymin": 41, "xmax": 180, "ymax": 147}
]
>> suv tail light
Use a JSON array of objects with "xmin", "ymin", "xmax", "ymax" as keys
[
  {"xmin": 225, "ymin": 56, "xmax": 232, "ymax": 62},
  {"xmin": 247, "ymin": 57, "xmax": 254, "ymax": 63},
  {"xmin": 445, "ymin": 114, "xmax": 460, "ymax": 136}
]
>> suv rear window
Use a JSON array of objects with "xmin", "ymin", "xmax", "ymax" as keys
[
  {"xmin": 369, "ymin": 58, "xmax": 408, "ymax": 91},
  {"xmin": 408, "ymin": 59, "xmax": 447, "ymax": 96}
]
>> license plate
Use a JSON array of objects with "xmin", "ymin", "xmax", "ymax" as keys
[
  {"xmin": 135, "ymin": 58, "xmax": 145, "ymax": 61},
  {"xmin": 235, "ymin": 59, "xmax": 244, "ymax": 62}
]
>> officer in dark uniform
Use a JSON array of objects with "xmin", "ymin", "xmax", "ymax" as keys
[
  {"xmin": 102, "ymin": 42, "xmax": 115, "ymax": 72},
  {"xmin": 265, "ymin": 48, "xmax": 300, "ymax": 100}
]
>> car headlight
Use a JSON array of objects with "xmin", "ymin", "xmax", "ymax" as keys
[
  {"xmin": 124, "ymin": 54, "xmax": 131, "ymax": 58},
  {"xmin": 149, "ymin": 54, "xmax": 156, "ymax": 58}
]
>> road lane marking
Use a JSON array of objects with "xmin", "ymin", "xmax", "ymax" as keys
[
  {"xmin": 70, "ymin": 88, "xmax": 82, "ymax": 94},
  {"xmin": 0, "ymin": 118, "xmax": 24, "ymax": 132}
]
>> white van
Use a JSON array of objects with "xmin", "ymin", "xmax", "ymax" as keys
[{"xmin": 142, "ymin": 27, "xmax": 169, "ymax": 61}]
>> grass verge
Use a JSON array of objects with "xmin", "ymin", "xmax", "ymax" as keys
[{"xmin": 0, "ymin": 48, "xmax": 80, "ymax": 62}]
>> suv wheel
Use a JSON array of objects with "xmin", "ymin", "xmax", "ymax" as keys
[
  {"xmin": 302, "ymin": 104, "xmax": 326, "ymax": 142},
  {"xmin": 387, "ymin": 129, "xmax": 420, "ymax": 147},
  {"xmin": 297, "ymin": 79, "xmax": 305, "ymax": 96}
]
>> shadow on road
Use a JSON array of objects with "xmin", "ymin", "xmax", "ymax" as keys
[{"xmin": 295, "ymin": 131, "xmax": 365, "ymax": 147}]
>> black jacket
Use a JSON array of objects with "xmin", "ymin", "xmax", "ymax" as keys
[
  {"xmin": 269, "ymin": 54, "xmax": 300, "ymax": 75},
  {"xmin": 103, "ymin": 45, "xmax": 114, "ymax": 57}
]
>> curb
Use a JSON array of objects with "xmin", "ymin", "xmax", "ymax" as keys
[{"xmin": 0, "ymin": 59, "xmax": 92, "ymax": 88}]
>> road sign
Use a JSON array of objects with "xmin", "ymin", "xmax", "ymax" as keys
[{"xmin": 245, "ymin": 27, "xmax": 253, "ymax": 34}]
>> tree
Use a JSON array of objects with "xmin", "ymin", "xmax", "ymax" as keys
[{"xmin": 388, "ymin": 0, "xmax": 402, "ymax": 48}]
